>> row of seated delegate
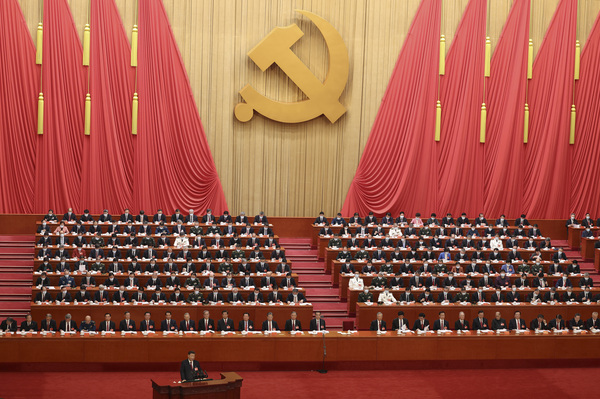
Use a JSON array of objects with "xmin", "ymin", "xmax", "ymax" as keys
[
  {"xmin": 365, "ymin": 310, "xmax": 600, "ymax": 332},
  {"xmin": 314, "ymin": 211, "xmax": 600, "ymax": 228},
  {"xmin": 37, "ymin": 223, "xmax": 275, "ymax": 239},
  {"xmin": 1, "ymin": 311, "xmax": 324, "ymax": 333},
  {"xmin": 33, "ymin": 285, "xmax": 307, "ymax": 304},
  {"xmin": 353, "ymin": 285, "xmax": 599, "ymax": 304},
  {"xmin": 39, "ymin": 209, "xmax": 270, "ymax": 226},
  {"xmin": 35, "ymin": 245, "xmax": 287, "ymax": 262}
]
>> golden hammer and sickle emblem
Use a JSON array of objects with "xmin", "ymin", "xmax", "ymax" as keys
[{"xmin": 235, "ymin": 10, "xmax": 349, "ymax": 124}]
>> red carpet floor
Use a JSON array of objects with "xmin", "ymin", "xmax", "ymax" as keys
[{"xmin": 0, "ymin": 368, "xmax": 598, "ymax": 398}]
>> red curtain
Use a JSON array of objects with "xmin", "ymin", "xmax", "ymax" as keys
[
  {"xmin": 484, "ymin": 0, "xmax": 529, "ymax": 218},
  {"xmin": 523, "ymin": 0, "xmax": 576, "ymax": 218},
  {"xmin": 341, "ymin": 0, "xmax": 441, "ymax": 217},
  {"xmin": 135, "ymin": 0, "xmax": 228, "ymax": 215},
  {"xmin": 34, "ymin": 0, "xmax": 86, "ymax": 212},
  {"xmin": 436, "ymin": 0, "xmax": 487, "ymax": 216},
  {"xmin": 81, "ymin": 0, "xmax": 135, "ymax": 213},
  {"xmin": 570, "ymin": 11, "xmax": 600, "ymax": 217},
  {"xmin": 0, "ymin": 0, "xmax": 38, "ymax": 213}
]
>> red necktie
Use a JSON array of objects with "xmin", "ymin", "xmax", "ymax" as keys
[
  {"xmin": 106, "ymin": 321, "xmax": 109, "ymax": 331},
  {"xmin": 245, "ymin": 321, "xmax": 248, "ymax": 331}
]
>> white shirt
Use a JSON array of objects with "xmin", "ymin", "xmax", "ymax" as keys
[
  {"xmin": 377, "ymin": 291, "xmax": 396, "ymax": 304},
  {"xmin": 349, "ymin": 277, "xmax": 364, "ymax": 290},
  {"xmin": 490, "ymin": 238, "xmax": 503, "ymax": 250}
]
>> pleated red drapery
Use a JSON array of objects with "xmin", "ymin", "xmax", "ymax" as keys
[
  {"xmin": 523, "ymin": 0, "xmax": 576, "ymax": 218},
  {"xmin": 0, "ymin": 0, "xmax": 38, "ymax": 213},
  {"xmin": 341, "ymin": 0, "xmax": 441, "ymax": 217},
  {"xmin": 484, "ymin": 0, "xmax": 530, "ymax": 218},
  {"xmin": 570, "ymin": 11, "xmax": 600, "ymax": 216},
  {"xmin": 81, "ymin": 0, "xmax": 135, "ymax": 213},
  {"xmin": 34, "ymin": 0, "xmax": 86, "ymax": 212},
  {"xmin": 135, "ymin": 0, "xmax": 228, "ymax": 215},
  {"xmin": 436, "ymin": 0, "xmax": 487, "ymax": 216}
]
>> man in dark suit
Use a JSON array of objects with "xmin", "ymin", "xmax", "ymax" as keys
[
  {"xmin": 35, "ymin": 287, "xmax": 52, "ymax": 302},
  {"xmin": 529, "ymin": 314, "xmax": 548, "ymax": 330},
  {"xmin": 284, "ymin": 311, "xmax": 303, "ymax": 332},
  {"xmin": 0, "ymin": 317, "xmax": 18, "ymax": 333},
  {"xmin": 508, "ymin": 311, "xmax": 527, "ymax": 330},
  {"xmin": 153, "ymin": 209, "xmax": 167, "ymax": 223},
  {"xmin": 179, "ymin": 313, "xmax": 196, "ymax": 331},
  {"xmin": 413, "ymin": 313, "xmax": 430, "ymax": 331},
  {"xmin": 369, "ymin": 312, "xmax": 387, "ymax": 331},
  {"xmin": 262, "ymin": 312, "xmax": 279, "ymax": 331},
  {"xmin": 254, "ymin": 212, "xmax": 268, "ymax": 224},
  {"xmin": 217, "ymin": 310, "xmax": 235, "ymax": 332},
  {"xmin": 238, "ymin": 313, "xmax": 255, "ymax": 332},
  {"xmin": 391, "ymin": 311, "xmax": 409, "ymax": 331},
  {"xmin": 286, "ymin": 288, "xmax": 305, "ymax": 304},
  {"xmin": 472, "ymin": 311, "xmax": 489, "ymax": 330},
  {"xmin": 40, "ymin": 313, "xmax": 57, "ymax": 332},
  {"xmin": 180, "ymin": 351, "xmax": 203, "ymax": 382},
  {"xmin": 432, "ymin": 311, "xmax": 450, "ymax": 331},
  {"xmin": 119, "ymin": 311, "xmax": 136, "ymax": 332},
  {"xmin": 548, "ymin": 314, "xmax": 566, "ymax": 330},
  {"xmin": 98, "ymin": 313, "xmax": 116, "ymax": 332},
  {"xmin": 139, "ymin": 312, "xmax": 156, "ymax": 332},
  {"xmin": 19, "ymin": 314, "xmax": 38, "ymax": 332},
  {"xmin": 57, "ymin": 314, "xmax": 78, "ymax": 332},
  {"xmin": 309, "ymin": 311, "xmax": 326, "ymax": 331},
  {"xmin": 454, "ymin": 312, "xmax": 470, "ymax": 331},
  {"xmin": 198, "ymin": 310, "xmax": 215, "ymax": 331},
  {"xmin": 160, "ymin": 311, "xmax": 178, "ymax": 332},
  {"xmin": 491, "ymin": 312, "xmax": 507, "ymax": 330},
  {"xmin": 586, "ymin": 312, "xmax": 600, "ymax": 330}
]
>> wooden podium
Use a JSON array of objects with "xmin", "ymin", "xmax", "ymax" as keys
[{"xmin": 151, "ymin": 372, "xmax": 243, "ymax": 399}]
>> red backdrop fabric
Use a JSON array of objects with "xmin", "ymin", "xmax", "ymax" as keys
[
  {"xmin": 0, "ymin": 0, "xmax": 38, "ymax": 213},
  {"xmin": 34, "ymin": 0, "xmax": 86, "ymax": 212},
  {"xmin": 484, "ymin": 0, "xmax": 530, "ymax": 218},
  {"xmin": 135, "ymin": 0, "xmax": 228, "ymax": 215},
  {"xmin": 341, "ymin": 0, "xmax": 441, "ymax": 217},
  {"xmin": 522, "ymin": 0, "xmax": 576, "ymax": 218},
  {"xmin": 570, "ymin": 11, "xmax": 600, "ymax": 216},
  {"xmin": 436, "ymin": 0, "xmax": 487, "ymax": 216},
  {"xmin": 82, "ymin": 0, "xmax": 135, "ymax": 213}
]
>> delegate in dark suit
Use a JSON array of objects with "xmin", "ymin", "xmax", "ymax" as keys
[
  {"xmin": 180, "ymin": 359, "xmax": 202, "ymax": 381},
  {"xmin": 309, "ymin": 318, "xmax": 326, "ymax": 331},
  {"xmin": 284, "ymin": 319, "xmax": 302, "ymax": 331},
  {"xmin": 217, "ymin": 318, "xmax": 235, "ymax": 332}
]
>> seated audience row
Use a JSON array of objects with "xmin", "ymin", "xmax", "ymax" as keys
[
  {"xmin": 369, "ymin": 310, "xmax": 600, "ymax": 332},
  {"xmin": 4, "ymin": 310, "xmax": 326, "ymax": 333}
]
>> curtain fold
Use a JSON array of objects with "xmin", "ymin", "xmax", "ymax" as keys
[
  {"xmin": 570, "ymin": 11, "xmax": 600, "ymax": 217},
  {"xmin": 34, "ymin": 0, "xmax": 86, "ymax": 212},
  {"xmin": 0, "ymin": 0, "xmax": 38, "ymax": 213},
  {"xmin": 484, "ymin": 0, "xmax": 530, "ymax": 218},
  {"xmin": 82, "ymin": 0, "xmax": 135, "ymax": 213},
  {"xmin": 341, "ymin": 0, "xmax": 441, "ymax": 217},
  {"xmin": 436, "ymin": 0, "xmax": 487, "ymax": 216},
  {"xmin": 523, "ymin": 0, "xmax": 576, "ymax": 218},
  {"xmin": 135, "ymin": 0, "xmax": 228, "ymax": 215}
]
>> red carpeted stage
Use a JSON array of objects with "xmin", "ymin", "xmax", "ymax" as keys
[{"xmin": 1, "ymin": 369, "xmax": 599, "ymax": 399}]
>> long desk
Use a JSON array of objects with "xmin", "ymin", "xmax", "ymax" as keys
[
  {"xmin": 29, "ymin": 304, "xmax": 313, "ymax": 331},
  {"xmin": 355, "ymin": 303, "xmax": 600, "ymax": 330},
  {"xmin": 317, "ymin": 235, "xmax": 548, "ymax": 260},
  {"xmin": 324, "ymin": 248, "xmax": 557, "ymax": 278},
  {"xmin": 311, "ymin": 223, "xmax": 541, "ymax": 246},
  {"xmin": 32, "ymin": 272, "xmax": 299, "ymax": 288},
  {"xmin": 346, "ymin": 287, "xmax": 598, "ymax": 315},
  {"xmin": 1, "ymin": 331, "xmax": 599, "ymax": 371},
  {"xmin": 337, "ymin": 268, "xmax": 574, "ymax": 298}
]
